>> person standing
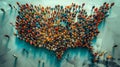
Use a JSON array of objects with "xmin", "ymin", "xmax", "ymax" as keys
[
  {"xmin": 13, "ymin": 54, "xmax": 18, "ymax": 60},
  {"xmin": 4, "ymin": 35, "xmax": 10, "ymax": 39},
  {"xmin": 0, "ymin": 8, "xmax": 5, "ymax": 13}
]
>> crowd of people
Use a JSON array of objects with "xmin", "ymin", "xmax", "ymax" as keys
[{"xmin": 15, "ymin": 2, "xmax": 114, "ymax": 59}]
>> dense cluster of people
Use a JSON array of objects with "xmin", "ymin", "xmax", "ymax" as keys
[{"xmin": 15, "ymin": 2, "xmax": 114, "ymax": 59}]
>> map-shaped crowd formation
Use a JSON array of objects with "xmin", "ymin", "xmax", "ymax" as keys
[{"xmin": 15, "ymin": 2, "xmax": 114, "ymax": 59}]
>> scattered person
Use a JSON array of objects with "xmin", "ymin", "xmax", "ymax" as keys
[
  {"xmin": 13, "ymin": 33, "xmax": 17, "ymax": 36},
  {"xmin": 13, "ymin": 54, "xmax": 18, "ymax": 59},
  {"xmin": 8, "ymin": 4, "xmax": 12, "ymax": 9},
  {"xmin": 113, "ymin": 45, "xmax": 118, "ymax": 47},
  {"xmin": 38, "ymin": 60, "xmax": 41, "ymax": 63},
  {"xmin": 4, "ymin": 34, "xmax": 10, "ymax": 38},
  {"xmin": 0, "ymin": 8, "xmax": 5, "ymax": 13},
  {"xmin": 110, "ymin": 2, "xmax": 115, "ymax": 8},
  {"xmin": 10, "ymin": 22, "xmax": 15, "ymax": 26},
  {"xmin": 118, "ymin": 58, "xmax": 120, "ymax": 61}
]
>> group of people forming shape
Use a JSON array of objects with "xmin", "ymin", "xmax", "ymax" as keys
[{"xmin": 15, "ymin": 2, "xmax": 114, "ymax": 59}]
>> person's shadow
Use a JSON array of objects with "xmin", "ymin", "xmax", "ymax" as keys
[
  {"xmin": 13, "ymin": 58, "xmax": 18, "ymax": 67},
  {"xmin": 38, "ymin": 62, "xmax": 40, "ymax": 67},
  {"xmin": 10, "ymin": 8, "xmax": 13, "ymax": 15},
  {"xmin": 0, "ymin": 12, "xmax": 5, "ymax": 23},
  {"xmin": 5, "ymin": 38, "xmax": 10, "ymax": 49}
]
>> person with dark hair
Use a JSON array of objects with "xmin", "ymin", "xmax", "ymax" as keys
[
  {"xmin": 8, "ymin": 4, "xmax": 12, "ymax": 9},
  {"xmin": 10, "ymin": 22, "xmax": 15, "ymax": 26},
  {"xmin": 13, "ymin": 6, "xmax": 17, "ymax": 10},
  {"xmin": 4, "ymin": 35, "xmax": 10, "ymax": 39},
  {"xmin": 110, "ymin": 2, "xmax": 115, "ymax": 8},
  {"xmin": 16, "ymin": 2, "xmax": 20, "ymax": 7},
  {"xmin": 82, "ymin": 3, "xmax": 85, "ymax": 8},
  {"xmin": 113, "ymin": 45, "xmax": 118, "ymax": 47},
  {"xmin": 13, "ymin": 54, "xmax": 18, "ymax": 59},
  {"xmin": 118, "ymin": 58, "xmax": 120, "ymax": 61},
  {"xmin": 0, "ymin": 8, "xmax": 5, "ymax": 13}
]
